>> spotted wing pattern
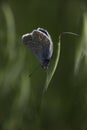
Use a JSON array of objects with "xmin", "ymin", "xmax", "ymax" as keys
[{"xmin": 22, "ymin": 28, "xmax": 53, "ymax": 68}]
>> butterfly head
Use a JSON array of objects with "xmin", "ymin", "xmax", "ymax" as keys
[{"xmin": 41, "ymin": 58, "xmax": 50, "ymax": 69}]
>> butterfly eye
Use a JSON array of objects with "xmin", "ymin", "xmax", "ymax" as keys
[{"xmin": 44, "ymin": 59, "xmax": 50, "ymax": 64}]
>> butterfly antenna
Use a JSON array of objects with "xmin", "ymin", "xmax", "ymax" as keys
[
  {"xmin": 59, "ymin": 32, "xmax": 80, "ymax": 41},
  {"xmin": 29, "ymin": 64, "xmax": 40, "ymax": 77}
]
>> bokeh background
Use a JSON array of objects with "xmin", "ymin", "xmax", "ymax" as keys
[{"xmin": 0, "ymin": 0, "xmax": 87, "ymax": 130}]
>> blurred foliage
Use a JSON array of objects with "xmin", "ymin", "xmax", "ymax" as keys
[{"xmin": 0, "ymin": 0, "xmax": 87, "ymax": 130}]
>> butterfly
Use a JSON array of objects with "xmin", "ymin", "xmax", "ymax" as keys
[{"xmin": 22, "ymin": 28, "xmax": 53, "ymax": 69}]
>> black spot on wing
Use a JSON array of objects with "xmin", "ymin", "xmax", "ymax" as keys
[{"xmin": 38, "ymin": 28, "xmax": 49, "ymax": 36}]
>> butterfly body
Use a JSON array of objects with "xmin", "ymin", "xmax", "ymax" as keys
[{"xmin": 22, "ymin": 28, "xmax": 53, "ymax": 69}]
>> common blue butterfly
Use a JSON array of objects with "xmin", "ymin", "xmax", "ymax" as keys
[{"xmin": 22, "ymin": 28, "xmax": 53, "ymax": 69}]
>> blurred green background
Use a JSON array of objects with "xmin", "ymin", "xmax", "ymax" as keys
[{"xmin": 0, "ymin": 0, "xmax": 87, "ymax": 130}]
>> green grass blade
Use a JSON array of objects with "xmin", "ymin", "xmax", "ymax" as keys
[
  {"xmin": 44, "ymin": 39, "xmax": 60, "ymax": 91},
  {"xmin": 74, "ymin": 13, "xmax": 87, "ymax": 76},
  {"xmin": 2, "ymin": 3, "xmax": 16, "ymax": 60}
]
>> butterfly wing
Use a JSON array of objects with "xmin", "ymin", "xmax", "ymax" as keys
[{"xmin": 22, "ymin": 29, "xmax": 53, "ymax": 68}]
